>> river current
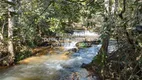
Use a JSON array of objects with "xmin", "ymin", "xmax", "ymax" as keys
[{"xmin": 0, "ymin": 30, "xmax": 116, "ymax": 80}]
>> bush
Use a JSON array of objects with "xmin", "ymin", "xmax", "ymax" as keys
[{"xmin": 15, "ymin": 50, "xmax": 32, "ymax": 62}]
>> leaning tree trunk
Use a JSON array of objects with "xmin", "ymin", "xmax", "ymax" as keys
[
  {"xmin": 98, "ymin": 0, "xmax": 117, "ymax": 55},
  {"xmin": 98, "ymin": 35, "xmax": 110, "ymax": 55},
  {"xmin": 98, "ymin": 0, "xmax": 110, "ymax": 55},
  {"xmin": 7, "ymin": 0, "xmax": 15, "ymax": 64},
  {"xmin": 97, "ymin": 0, "xmax": 115, "ymax": 79}
]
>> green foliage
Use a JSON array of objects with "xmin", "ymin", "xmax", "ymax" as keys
[
  {"xmin": 93, "ymin": 52, "xmax": 107, "ymax": 67},
  {"xmin": 76, "ymin": 41, "xmax": 92, "ymax": 48},
  {"xmin": 15, "ymin": 50, "xmax": 32, "ymax": 62},
  {"xmin": 0, "ymin": 0, "xmax": 105, "ymax": 65},
  {"xmin": 77, "ymin": 42, "xmax": 87, "ymax": 48},
  {"xmin": 0, "ymin": 0, "xmax": 141, "ymax": 79},
  {"xmin": 4, "ymin": 0, "xmax": 16, "ymax": 6}
]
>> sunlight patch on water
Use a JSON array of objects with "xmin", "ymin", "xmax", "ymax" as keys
[{"xmin": 19, "ymin": 54, "xmax": 69, "ymax": 64}]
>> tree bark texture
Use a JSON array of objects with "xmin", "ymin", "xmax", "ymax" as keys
[{"xmin": 7, "ymin": 0, "xmax": 15, "ymax": 64}]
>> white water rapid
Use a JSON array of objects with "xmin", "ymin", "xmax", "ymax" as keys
[{"xmin": 0, "ymin": 30, "xmax": 102, "ymax": 80}]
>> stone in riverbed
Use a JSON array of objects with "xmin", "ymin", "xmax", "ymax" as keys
[{"xmin": 76, "ymin": 40, "xmax": 101, "ymax": 48}]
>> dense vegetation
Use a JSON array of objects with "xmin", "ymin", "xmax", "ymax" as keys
[{"xmin": 0, "ymin": 0, "xmax": 142, "ymax": 79}]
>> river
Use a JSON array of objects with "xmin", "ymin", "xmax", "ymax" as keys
[{"xmin": 0, "ymin": 30, "xmax": 116, "ymax": 80}]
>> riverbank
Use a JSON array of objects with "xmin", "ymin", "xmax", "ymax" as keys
[{"xmin": 82, "ymin": 42, "xmax": 142, "ymax": 80}]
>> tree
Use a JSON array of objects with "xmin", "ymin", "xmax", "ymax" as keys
[{"xmin": 7, "ymin": 0, "xmax": 16, "ymax": 64}]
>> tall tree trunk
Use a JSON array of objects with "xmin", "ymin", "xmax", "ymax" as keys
[
  {"xmin": 99, "ymin": 0, "xmax": 117, "ymax": 55},
  {"xmin": 7, "ymin": 0, "xmax": 15, "ymax": 64},
  {"xmin": 98, "ymin": 0, "xmax": 111, "ymax": 55}
]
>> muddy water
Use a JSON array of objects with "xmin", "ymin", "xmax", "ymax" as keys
[{"xmin": 0, "ymin": 30, "xmax": 102, "ymax": 80}]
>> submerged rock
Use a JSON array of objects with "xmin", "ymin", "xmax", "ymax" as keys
[{"xmin": 76, "ymin": 40, "xmax": 101, "ymax": 48}]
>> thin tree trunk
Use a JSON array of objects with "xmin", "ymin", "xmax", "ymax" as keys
[
  {"xmin": 98, "ymin": 0, "xmax": 110, "ymax": 55},
  {"xmin": 7, "ymin": 0, "xmax": 15, "ymax": 64}
]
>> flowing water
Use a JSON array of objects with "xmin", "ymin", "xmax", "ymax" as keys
[{"xmin": 0, "ymin": 30, "xmax": 108, "ymax": 80}]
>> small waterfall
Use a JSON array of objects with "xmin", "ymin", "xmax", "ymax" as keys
[
  {"xmin": 73, "ymin": 30, "xmax": 99, "ymax": 37},
  {"xmin": 63, "ymin": 41, "xmax": 78, "ymax": 50},
  {"xmin": 63, "ymin": 30, "xmax": 100, "ymax": 50},
  {"xmin": 0, "ymin": 30, "xmax": 102, "ymax": 80}
]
